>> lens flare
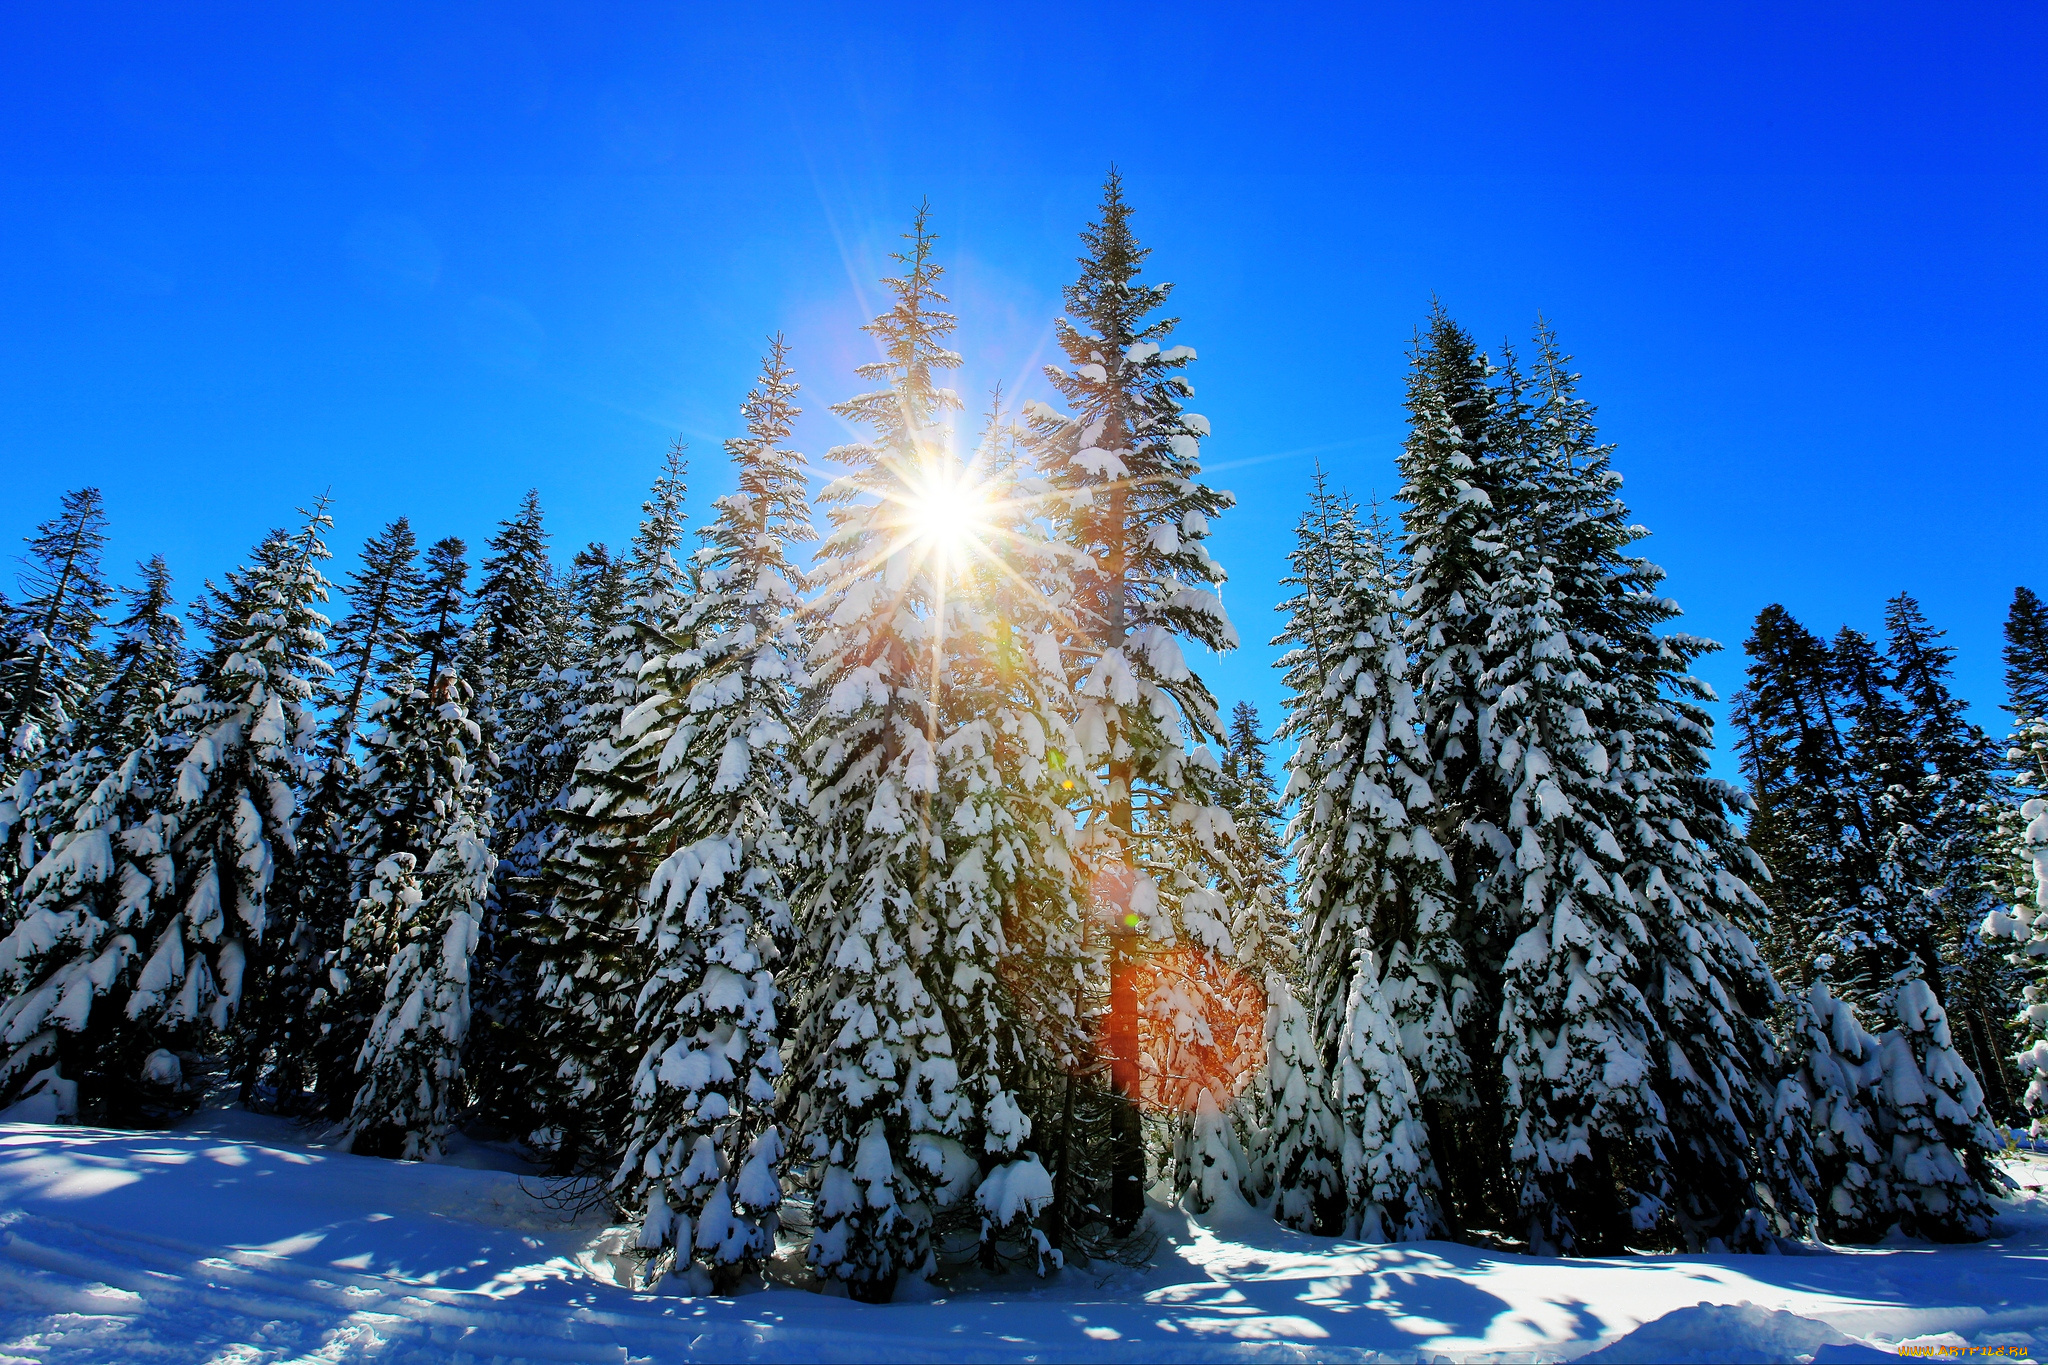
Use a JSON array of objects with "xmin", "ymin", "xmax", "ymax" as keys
[
  {"xmin": 1109, "ymin": 945, "xmax": 1268, "ymax": 1115},
  {"xmin": 902, "ymin": 467, "xmax": 988, "ymax": 568}
]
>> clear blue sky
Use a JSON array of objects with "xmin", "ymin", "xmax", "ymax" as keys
[{"xmin": 3, "ymin": 4, "xmax": 2042, "ymax": 776}]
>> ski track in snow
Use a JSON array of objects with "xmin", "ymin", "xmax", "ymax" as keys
[{"xmin": 0, "ymin": 1114, "xmax": 2043, "ymax": 1363}]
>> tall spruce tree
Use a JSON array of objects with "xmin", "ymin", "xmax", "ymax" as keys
[
  {"xmin": 325, "ymin": 520, "xmax": 424, "ymax": 760},
  {"xmin": 1271, "ymin": 479, "xmax": 1447, "ymax": 1240},
  {"xmin": 0, "ymin": 558, "xmax": 185, "ymax": 1119},
  {"xmin": 466, "ymin": 490, "xmax": 566, "ymax": 1132},
  {"xmin": 0, "ymin": 488, "xmax": 114, "ymax": 777},
  {"xmin": 614, "ymin": 349, "xmax": 818, "ymax": 1291},
  {"xmin": 529, "ymin": 449, "xmax": 694, "ymax": 1172},
  {"xmin": 1732, "ymin": 605, "xmax": 1854, "ymax": 984},
  {"xmin": 1024, "ymin": 170, "xmax": 1239, "ymax": 1229},
  {"xmin": 1511, "ymin": 327, "xmax": 1790, "ymax": 1251},
  {"xmin": 1885, "ymin": 594, "xmax": 2011, "ymax": 1107},
  {"xmin": 237, "ymin": 518, "xmax": 424, "ymax": 1110},
  {"xmin": 0, "ymin": 509, "xmax": 331, "ymax": 1119},
  {"xmin": 790, "ymin": 208, "xmax": 983, "ymax": 1302},
  {"xmin": 343, "ymin": 672, "xmax": 493, "ymax": 1160},
  {"xmin": 416, "ymin": 538, "xmax": 471, "ymax": 687},
  {"xmin": 1983, "ymin": 588, "xmax": 2048, "ymax": 1136},
  {"xmin": 1391, "ymin": 316, "xmax": 1796, "ymax": 1251},
  {"xmin": 1387, "ymin": 307, "xmax": 1523, "ymax": 1236},
  {"xmin": 926, "ymin": 393, "xmax": 1081, "ymax": 1264}
]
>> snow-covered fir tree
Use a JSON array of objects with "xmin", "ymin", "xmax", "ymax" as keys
[
  {"xmin": 0, "ymin": 557, "xmax": 185, "ymax": 1120},
  {"xmin": 1985, "ymin": 793, "xmax": 2048, "ymax": 1137},
  {"xmin": 1218, "ymin": 702, "xmax": 1287, "ymax": 973},
  {"xmin": 1732, "ymin": 604, "xmax": 1856, "ymax": 985},
  {"xmin": 529, "ymin": 447, "xmax": 695, "ymax": 1174},
  {"xmin": 1884, "ymin": 595, "xmax": 2013, "ymax": 1109},
  {"xmin": 236, "ymin": 518, "xmax": 427, "ymax": 1111},
  {"xmin": 612, "ymin": 346, "xmax": 816, "ymax": 1291},
  {"xmin": 790, "ymin": 209, "xmax": 989, "ymax": 1302},
  {"xmin": 1392, "ymin": 316, "xmax": 1802, "ymax": 1251},
  {"xmin": 1377, "ymin": 308, "xmax": 1524, "ymax": 1234},
  {"xmin": 1782, "ymin": 979, "xmax": 1884, "ymax": 1239},
  {"xmin": 0, "ymin": 487, "xmax": 114, "ymax": 781},
  {"xmin": 465, "ymin": 490, "xmax": 570, "ymax": 1131},
  {"xmin": 927, "ymin": 392, "xmax": 1081, "ymax": 1265},
  {"xmin": 1270, "ymin": 477, "xmax": 1446, "ymax": 1239},
  {"xmin": 1024, "ymin": 170, "xmax": 1239, "ymax": 1230},
  {"xmin": 1539, "ymin": 331, "xmax": 1783, "ymax": 1247},
  {"xmin": 0, "ymin": 508, "xmax": 331, "ymax": 1120},
  {"xmin": 343, "ymin": 672, "xmax": 494, "ymax": 1160}
]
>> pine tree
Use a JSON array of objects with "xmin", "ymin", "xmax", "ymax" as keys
[
  {"xmin": 1271, "ymin": 480, "xmax": 1448, "ymax": 1239},
  {"xmin": 0, "ymin": 509, "xmax": 331, "ymax": 1119},
  {"xmin": 529, "ymin": 448, "xmax": 693, "ymax": 1172},
  {"xmin": 0, "ymin": 558, "xmax": 186, "ymax": 1120},
  {"xmin": 1981, "ymin": 588, "xmax": 2048, "ymax": 1128},
  {"xmin": 325, "ymin": 519, "xmax": 424, "ymax": 759},
  {"xmin": 790, "ymin": 208, "xmax": 980, "ymax": 1302},
  {"xmin": 238, "ymin": 519, "xmax": 425, "ymax": 1111},
  {"xmin": 1387, "ymin": 307, "xmax": 1523, "ymax": 1235},
  {"xmin": 1732, "ymin": 605, "xmax": 1853, "ymax": 985},
  {"xmin": 344, "ymin": 672, "xmax": 493, "ymax": 1160},
  {"xmin": 1984, "ymin": 796, "xmax": 2048, "ymax": 1137},
  {"xmin": 465, "ymin": 491, "xmax": 566, "ymax": 1132},
  {"xmin": 2005, "ymin": 587, "xmax": 2048, "ymax": 738},
  {"xmin": 615, "ymin": 353, "xmax": 818, "ymax": 1291},
  {"xmin": 415, "ymin": 538, "xmax": 471, "ymax": 687},
  {"xmin": 1884, "ymin": 595, "xmax": 2013, "ymax": 1112},
  {"xmin": 929, "ymin": 394, "xmax": 1082, "ymax": 1265},
  {"xmin": 1784, "ymin": 979, "xmax": 1887, "ymax": 1240},
  {"xmin": 1392, "ymin": 316, "xmax": 1796, "ymax": 1252},
  {"xmin": 1024, "ymin": 170, "xmax": 1239, "ymax": 1229},
  {"xmin": 1332, "ymin": 949, "xmax": 1438, "ymax": 1241},
  {"xmin": 0, "ymin": 488, "xmax": 114, "ymax": 777},
  {"xmin": 1531, "ymin": 328, "xmax": 1796, "ymax": 1250},
  {"xmin": 1219, "ymin": 702, "xmax": 1287, "ymax": 968}
]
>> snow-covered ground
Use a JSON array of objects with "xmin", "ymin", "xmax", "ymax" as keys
[{"xmin": 0, "ymin": 1109, "xmax": 2041, "ymax": 1364}]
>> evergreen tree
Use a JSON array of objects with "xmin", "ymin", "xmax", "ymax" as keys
[
  {"xmin": 2004, "ymin": 587, "xmax": 2048, "ymax": 738},
  {"xmin": 1985, "ymin": 796, "xmax": 2048, "ymax": 1137},
  {"xmin": 325, "ymin": 519, "xmax": 424, "ymax": 760},
  {"xmin": 529, "ymin": 449, "xmax": 694, "ymax": 1173},
  {"xmin": 1218, "ymin": 702, "xmax": 1287, "ymax": 966},
  {"xmin": 790, "ymin": 208, "xmax": 979, "ymax": 1302},
  {"xmin": 1872, "ymin": 595, "xmax": 2011, "ymax": 1114},
  {"xmin": 1519, "ymin": 328, "xmax": 1791, "ymax": 1251},
  {"xmin": 1732, "ymin": 605, "xmax": 1853, "ymax": 984},
  {"xmin": 238, "ymin": 519, "xmax": 425, "ymax": 1111},
  {"xmin": 0, "ymin": 558, "xmax": 185, "ymax": 1119},
  {"xmin": 0, "ymin": 488, "xmax": 114, "ymax": 775},
  {"xmin": 1385, "ymin": 307, "xmax": 1524, "ymax": 1236},
  {"xmin": 1391, "ymin": 316, "xmax": 1794, "ymax": 1252},
  {"xmin": 343, "ymin": 673, "xmax": 493, "ymax": 1160},
  {"xmin": 415, "ymin": 538, "xmax": 471, "ymax": 687},
  {"xmin": 615, "ymin": 353, "xmax": 818, "ymax": 1291},
  {"xmin": 930, "ymin": 393, "xmax": 1082, "ymax": 1264},
  {"xmin": 1784, "ymin": 979, "xmax": 1886, "ymax": 1240},
  {"xmin": 0, "ymin": 509, "xmax": 330, "ymax": 1118},
  {"xmin": 1332, "ymin": 949, "xmax": 1438, "ymax": 1241},
  {"xmin": 465, "ymin": 491, "xmax": 566, "ymax": 1131},
  {"xmin": 1271, "ymin": 478, "xmax": 1449, "ymax": 1239},
  {"xmin": 1024, "ymin": 170, "xmax": 1239, "ymax": 1229}
]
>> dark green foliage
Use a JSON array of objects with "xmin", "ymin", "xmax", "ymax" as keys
[{"xmin": 0, "ymin": 488, "xmax": 114, "ymax": 776}]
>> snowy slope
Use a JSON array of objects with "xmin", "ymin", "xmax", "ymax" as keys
[{"xmin": 0, "ymin": 1111, "xmax": 2042, "ymax": 1363}]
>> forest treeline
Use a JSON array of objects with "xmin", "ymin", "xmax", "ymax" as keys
[{"xmin": 0, "ymin": 176, "xmax": 2036, "ymax": 1302}]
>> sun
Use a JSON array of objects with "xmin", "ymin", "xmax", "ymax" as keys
[{"xmin": 903, "ymin": 466, "xmax": 990, "ymax": 567}]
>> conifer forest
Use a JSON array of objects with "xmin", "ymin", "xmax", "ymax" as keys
[{"xmin": 2, "ymin": 178, "xmax": 2036, "ymax": 1308}]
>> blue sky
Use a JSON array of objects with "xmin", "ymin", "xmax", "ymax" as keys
[{"xmin": 2, "ymin": 4, "xmax": 2042, "ymax": 774}]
